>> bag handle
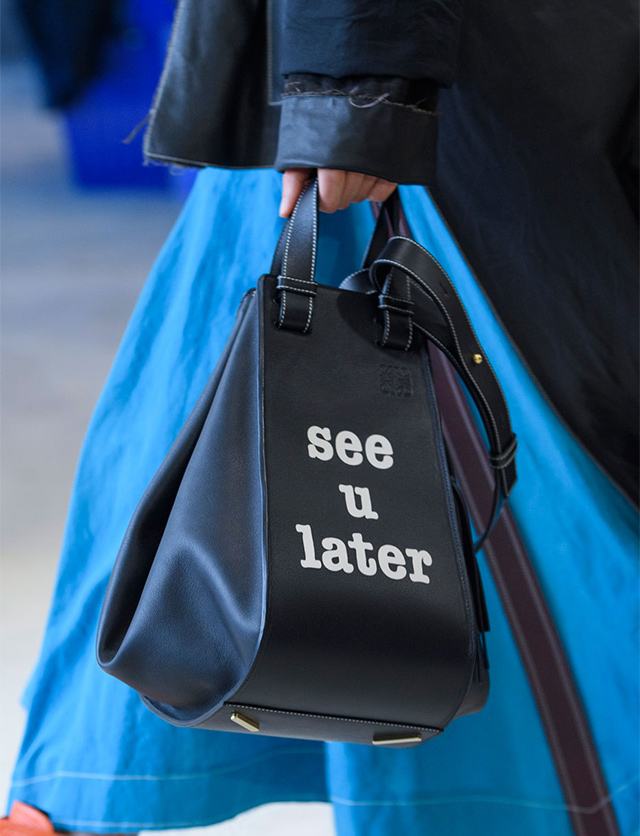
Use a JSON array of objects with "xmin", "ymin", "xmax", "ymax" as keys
[
  {"xmin": 370, "ymin": 235, "xmax": 517, "ymax": 550},
  {"xmin": 269, "ymin": 178, "xmax": 319, "ymax": 332},
  {"xmin": 270, "ymin": 178, "xmax": 402, "ymax": 331}
]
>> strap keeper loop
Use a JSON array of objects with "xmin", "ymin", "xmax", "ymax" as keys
[
  {"xmin": 377, "ymin": 294, "xmax": 415, "ymax": 316},
  {"xmin": 489, "ymin": 434, "xmax": 518, "ymax": 470},
  {"xmin": 276, "ymin": 274, "xmax": 317, "ymax": 297}
]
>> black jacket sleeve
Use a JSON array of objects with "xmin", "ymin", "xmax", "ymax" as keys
[
  {"xmin": 274, "ymin": 72, "xmax": 442, "ymax": 184},
  {"xmin": 273, "ymin": 0, "xmax": 464, "ymax": 185}
]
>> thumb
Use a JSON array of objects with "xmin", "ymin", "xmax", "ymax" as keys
[{"xmin": 280, "ymin": 168, "xmax": 314, "ymax": 217}]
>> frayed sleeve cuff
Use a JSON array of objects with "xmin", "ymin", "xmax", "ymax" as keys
[{"xmin": 273, "ymin": 90, "xmax": 439, "ymax": 186}]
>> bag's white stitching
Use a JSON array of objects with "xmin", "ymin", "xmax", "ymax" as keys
[
  {"xmin": 383, "ymin": 294, "xmax": 414, "ymax": 305},
  {"xmin": 380, "ymin": 308, "xmax": 390, "ymax": 346},
  {"xmin": 310, "ymin": 180, "xmax": 318, "ymax": 278},
  {"xmin": 279, "ymin": 181, "xmax": 316, "ymax": 331},
  {"xmin": 302, "ymin": 296, "xmax": 314, "ymax": 334},
  {"xmin": 278, "ymin": 276, "xmax": 316, "ymax": 285},
  {"xmin": 304, "ymin": 181, "xmax": 319, "ymax": 331},
  {"xmin": 279, "ymin": 284, "xmax": 316, "ymax": 296},
  {"xmin": 277, "ymin": 285, "xmax": 287, "ymax": 328},
  {"xmin": 278, "ymin": 185, "xmax": 303, "ymax": 328},
  {"xmin": 379, "ymin": 302, "xmax": 414, "ymax": 315},
  {"xmin": 405, "ymin": 274, "xmax": 413, "ymax": 351},
  {"xmin": 227, "ymin": 704, "xmax": 441, "ymax": 733}
]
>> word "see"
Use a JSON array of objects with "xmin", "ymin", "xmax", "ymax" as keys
[{"xmin": 307, "ymin": 426, "xmax": 394, "ymax": 470}]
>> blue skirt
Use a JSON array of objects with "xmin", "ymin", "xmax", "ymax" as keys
[{"xmin": 8, "ymin": 168, "xmax": 639, "ymax": 836}]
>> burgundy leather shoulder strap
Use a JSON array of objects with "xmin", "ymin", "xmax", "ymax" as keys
[{"xmin": 431, "ymin": 348, "xmax": 621, "ymax": 836}]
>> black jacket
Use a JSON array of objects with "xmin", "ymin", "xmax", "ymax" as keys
[
  {"xmin": 144, "ymin": 0, "xmax": 639, "ymax": 503},
  {"xmin": 143, "ymin": 0, "xmax": 448, "ymax": 186}
]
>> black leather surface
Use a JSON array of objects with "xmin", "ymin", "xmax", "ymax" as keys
[{"xmin": 97, "ymin": 290, "xmax": 267, "ymax": 724}]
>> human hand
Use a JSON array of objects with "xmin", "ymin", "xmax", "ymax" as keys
[{"xmin": 279, "ymin": 168, "xmax": 397, "ymax": 217}]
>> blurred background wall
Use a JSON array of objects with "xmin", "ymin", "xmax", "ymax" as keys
[
  {"xmin": 0, "ymin": 3, "xmax": 333, "ymax": 833},
  {"xmin": 0, "ymin": 0, "xmax": 185, "ymax": 802}
]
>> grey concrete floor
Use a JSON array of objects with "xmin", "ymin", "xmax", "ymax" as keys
[{"xmin": 0, "ymin": 61, "xmax": 334, "ymax": 835}]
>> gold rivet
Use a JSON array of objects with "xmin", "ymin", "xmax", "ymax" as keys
[
  {"xmin": 472, "ymin": 353, "xmax": 483, "ymax": 365},
  {"xmin": 230, "ymin": 711, "xmax": 260, "ymax": 732},
  {"xmin": 372, "ymin": 732, "xmax": 423, "ymax": 746}
]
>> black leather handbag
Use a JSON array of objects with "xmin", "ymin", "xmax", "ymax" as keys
[{"xmin": 96, "ymin": 179, "xmax": 517, "ymax": 749}]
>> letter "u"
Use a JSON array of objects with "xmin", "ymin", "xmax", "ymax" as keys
[{"xmin": 338, "ymin": 485, "xmax": 379, "ymax": 520}]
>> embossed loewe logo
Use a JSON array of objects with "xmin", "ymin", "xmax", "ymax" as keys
[
  {"xmin": 295, "ymin": 425, "xmax": 433, "ymax": 584},
  {"xmin": 378, "ymin": 364, "xmax": 413, "ymax": 397}
]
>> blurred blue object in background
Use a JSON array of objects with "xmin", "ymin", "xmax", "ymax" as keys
[{"xmin": 63, "ymin": 0, "xmax": 195, "ymax": 191}]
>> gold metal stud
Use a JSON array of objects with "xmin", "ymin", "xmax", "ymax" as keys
[
  {"xmin": 230, "ymin": 711, "xmax": 260, "ymax": 732},
  {"xmin": 472, "ymin": 353, "xmax": 483, "ymax": 364},
  {"xmin": 372, "ymin": 732, "xmax": 423, "ymax": 746}
]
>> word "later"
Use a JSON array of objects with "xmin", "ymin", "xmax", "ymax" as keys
[{"xmin": 296, "ymin": 525, "xmax": 433, "ymax": 584}]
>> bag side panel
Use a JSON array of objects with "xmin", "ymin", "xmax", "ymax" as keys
[{"xmin": 97, "ymin": 293, "xmax": 267, "ymax": 723}]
